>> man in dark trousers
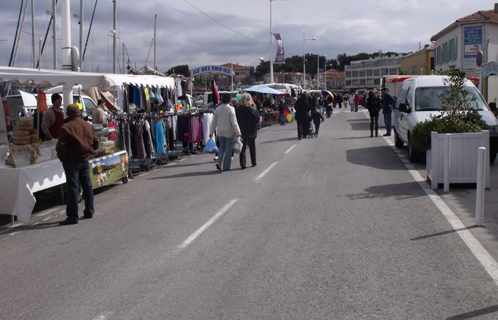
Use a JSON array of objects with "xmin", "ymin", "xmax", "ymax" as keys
[
  {"xmin": 294, "ymin": 91, "xmax": 311, "ymax": 140},
  {"xmin": 56, "ymin": 104, "xmax": 99, "ymax": 225}
]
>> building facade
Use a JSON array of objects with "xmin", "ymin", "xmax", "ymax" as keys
[
  {"xmin": 430, "ymin": 3, "xmax": 498, "ymax": 103},
  {"xmin": 399, "ymin": 44, "xmax": 435, "ymax": 76},
  {"xmin": 344, "ymin": 55, "xmax": 403, "ymax": 92}
]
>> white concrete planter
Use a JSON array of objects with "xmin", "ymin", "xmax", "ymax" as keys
[{"xmin": 427, "ymin": 131, "xmax": 490, "ymax": 189}]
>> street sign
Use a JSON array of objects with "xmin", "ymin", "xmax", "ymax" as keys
[{"xmin": 476, "ymin": 51, "xmax": 483, "ymax": 67}]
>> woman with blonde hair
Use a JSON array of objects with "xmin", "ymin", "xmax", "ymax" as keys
[{"xmin": 235, "ymin": 93, "xmax": 260, "ymax": 169}]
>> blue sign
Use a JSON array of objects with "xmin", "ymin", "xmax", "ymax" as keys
[
  {"xmin": 192, "ymin": 65, "xmax": 232, "ymax": 77},
  {"xmin": 464, "ymin": 26, "xmax": 482, "ymax": 67}
]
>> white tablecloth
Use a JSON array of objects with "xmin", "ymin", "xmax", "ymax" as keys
[{"xmin": 0, "ymin": 158, "xmax": 65, "ymax": 223}]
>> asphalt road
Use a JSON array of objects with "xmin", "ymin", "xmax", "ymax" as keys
[{"xmin": 2, "ymin": 107, "xmax": 498, "ymax": 319}]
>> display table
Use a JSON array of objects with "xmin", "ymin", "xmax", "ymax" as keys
[
  {"xmin": 262, "ymin": 112, "xmax": 279, "ymax": 126},
  {"xmin": 0, "ymin": 158, "xmax": 65, "ymax": 223}
]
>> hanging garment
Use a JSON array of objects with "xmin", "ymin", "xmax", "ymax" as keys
[
  {"xmin": 154, "ymin": 117, "xmax": 166, "ymax": 155},
  {"xmin": 134, "ymin": 119, "xmax": 147, "ymax": 159}
]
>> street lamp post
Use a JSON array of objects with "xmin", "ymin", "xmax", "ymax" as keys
[
  {"xmin": 269, "ymin": 0, "xmax": 289, "ymax": 84},
  {"xmin": 324, "ymin": 54, "xmax": 327, "ymax": 90},
  {"xmin": 303, "ymin": 32, "xmax": 316, "ymax": 88}
]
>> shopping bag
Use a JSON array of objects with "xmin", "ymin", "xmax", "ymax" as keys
[
  {"xmin": 232, "ymin": 137, "xmax": 243, "ymax": 154},
  {"xmin": 203, "ymin": 137, "xmax": 218, "ymax": 154}
]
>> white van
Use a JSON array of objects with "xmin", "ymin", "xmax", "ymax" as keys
[{"xmin": 393, "ymin": 75, "xmax": 498, "ymax": 162}]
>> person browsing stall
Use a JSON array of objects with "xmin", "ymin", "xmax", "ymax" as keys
[
  {"xmin": 92, "ymin": 99, "xmax": 109, "ymax": 127},
  {"xmin": 41, "ymin": 93, "xmax": 64, "ymax": 140},
  {"xmin": 56, "ymin": 104, "xmax": 99, "ymax": 225}
]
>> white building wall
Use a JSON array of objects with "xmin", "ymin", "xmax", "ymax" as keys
[{"xmin": 434, "ymin": 23, "xmax": 498, "ymax": 104}]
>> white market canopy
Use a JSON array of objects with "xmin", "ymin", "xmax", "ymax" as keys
[{"xmin": 0, "ymin": 66, "xmax": 175, "ymax": 91}]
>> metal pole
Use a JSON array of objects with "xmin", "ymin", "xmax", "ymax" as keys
[
  {"xmin": 154, "ymin": 14, "xmax": 157, "ymax": 72},
  {"xmin": 122, "ymin": 43, "xmax": 125, "ymax": 74},
  {"xmin": 475, "ymin": 147, "xmax": 486, "ymax": 226},
  {"xmin": 79, "ymin": 0, "xmax": 83, "ymax": 71},
  {"xmin": 317, "ymin": 54, "xmax": 319, "ymax": 89},
  {"xmin": 113, "ymin": 0, "xmax": 117, "ymax": 73},
  {"xmin": 38, "ymin": 37, "xmax": 42, "ymax": 70},
  {"xmin": 303, "ymin": 32, "xmax": 305, "ymax": 88},
  {"xmin": 324, "ymin": 55, "xmax": 327, "ymax": 90},
  {"xmin": 269, "ymin": 0, "xmax": 273, "ymax": 84},
  {"xmin": 231, "ymin": 58, "xmax": 233, "ymax": 91},
  {"xmin": 31, "ymin": 0, "xmax": 35, "ymax": 68},
  {"xmin": 53, "ymin": 0, "xmax": 57, "ymax": 69},
  {"xmin": 61, "ymin": 0, "xmax": 71, "ymax": 71},
  {"xmin": 443, "ymin": 134, "xmax": 450, "ymax": 192}
]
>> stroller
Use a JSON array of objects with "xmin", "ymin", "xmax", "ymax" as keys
[{"xmin": 305, "ymin": 117, "xmax": 316, "ymax": 138}]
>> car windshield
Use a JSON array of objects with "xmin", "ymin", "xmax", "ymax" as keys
[{"xmin": 415, "ymin": 86, "xmax": 488, "ymax": 111}]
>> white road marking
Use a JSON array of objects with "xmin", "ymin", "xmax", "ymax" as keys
[
  {"xmin": 177, "ymin": 198, "xmax": 239, "ymax": 250},
  {"xmin": 285, "ymin": 145, "xmax": 297, "ymax": 154},
  {"xmin": 255, "ymin": 162, "xmax": 278, "ymax": 182}
]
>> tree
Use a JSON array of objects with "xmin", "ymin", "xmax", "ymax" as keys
[{"xmin": 166, "ymin": 64, "xmax": 190, "ymax": 77}]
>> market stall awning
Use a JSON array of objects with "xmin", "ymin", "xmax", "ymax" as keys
[
  {"xmin": 0, "ymin": 67, "xmax": 175, "ymax": 91},
  {"xmin": 243, "ymin": 85, "xmax": 287, "ymax": 95}
]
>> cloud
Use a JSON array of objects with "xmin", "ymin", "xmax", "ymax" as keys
[{"xmin": 0, "ymin": 0, "xmax": 493, "ymax": 74}]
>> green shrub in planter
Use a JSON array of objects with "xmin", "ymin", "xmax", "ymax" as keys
[{"xmin": 411, "ymin": 66, "xmax": 488, "ymax": 152}]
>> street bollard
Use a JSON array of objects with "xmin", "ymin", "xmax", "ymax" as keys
[
  {"xmin": 475, "ymin": 147, "xmax": 486, "ymax": 227},
  {"xmin": 443, "ymin": 134, "xmax": 451, "ymax": 192}
]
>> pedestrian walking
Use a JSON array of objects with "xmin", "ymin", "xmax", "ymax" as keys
[
  {"xmin": 380, "ymin": 87, "xmax": 395, "ymax": 136},
  {"xmin": 278, "ymin": 100, "xmax": 286, "ymax": 125},
  {"xmin": 56, "ymin": 104, "xmax": 99, "ymax": 225},
  {"xmin": 365, "ymin": 91, "xmax": 381, "ymax": 137},
  {"xmin": 236, "ymin": 93, "xmax": 260, "ymax": 169},
  {"xmin": 295, "ymin": 91, "xmax": 311, "ymax": 140},
  {"xmin": 349, "ymin": 94, "xmax": 355, "ymax": 112},
  {"xmin": 354, "ymin": 93, "xmax": 360, "ymax": 112},
  {"xmin": 311, "ymin": 106, "xmax": 325, "ymax": 137},
  {"xmin": 209, "ymin": 94, "xmax": 242, "ymax": 171}
]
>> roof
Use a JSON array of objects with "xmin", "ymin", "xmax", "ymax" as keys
[{"xmin": 431, "ymin": 5, "xmax": 498, "ymax": 40}]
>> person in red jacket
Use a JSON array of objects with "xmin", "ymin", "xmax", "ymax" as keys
[
  {"xmin": 353, "ymin": 93, "xmax": 360, "ymax": 112},
  {"xmin": 56, "ymin": 104, "xmax": 99, "ymax": 225}
]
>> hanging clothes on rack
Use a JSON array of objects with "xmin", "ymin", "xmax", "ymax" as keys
[{"xmin": 153, "ymin": 116, "xmax": 166, "ymax": 155}]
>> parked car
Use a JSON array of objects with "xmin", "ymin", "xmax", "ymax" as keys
[{"xmin": 393, "ymin": 75, "xmax": 498, "ymax": 162}]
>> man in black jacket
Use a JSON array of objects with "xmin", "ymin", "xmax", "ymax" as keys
[
  {"xmin": 295, "ymin": 91, "xmax": 311, "ymax": 140},
  {"xmin": 235, "ymin": 93, "xmax": 260, "ymax": 169}
]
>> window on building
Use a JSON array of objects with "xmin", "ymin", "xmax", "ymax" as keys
[
  {"xmin": 352, "ymin": 79, "xmax": 358, "ymax": 86},
  {"xmin": 442, "ymin": 43, "xmax": 447, "ymax": 63},
  {"xmin": 367, "ymin": 79, "xmax": 373, "ymax": 85},
  {"xmin": 411, "ymin": 66, "xmax": 417, "ymax": 75},
  {"xmin": 359, "ymin": 79, "xmax": 366, "ymax": 85},
  {"xmin": 389, "ymin": 68, "xmax": 397, "ymax": 75},
  {"xmin": 374, "ymin": 69, "xmax": 381, "ymax": 76},
  {"xmin": 352, "ymin": 71, "xmax": 358, "ymax": 77},
  {"xmin": 346, "ymin": 80, "xmax": 351, "ymax": 86},
  {"xmin": 454, "ymin": 36, "xmax": 458, "ymax": 59},
  {"xmin": 367, "ymin": 69, "xmax": 373, "ymax": 76},
  {"xmin": 359, "ymin": 70, "xmax": 366, "ymax": 77},
  {"xmin": 447, "ymin": 40, "xmax": 452, "ymax": 61},
  {"xmin": 381, "ymin": 68, "xmax": 388, "ymax": 76},
  {"xmin": 346, "ymin": 71, "xmax": 351, "ymax": 78},
  {"xmin": 374, "ymin": 79, "xmax": 380, "ymax": 85}
]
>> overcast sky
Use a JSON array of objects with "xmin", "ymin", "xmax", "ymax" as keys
[{"xmin": 0, "ymin": 0, "xmax": 494, "ymax": 74}]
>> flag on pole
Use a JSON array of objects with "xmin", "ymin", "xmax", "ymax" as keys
[{"xmin": 274, "ymin": 34, "xmax": 285, "ymax": 64}]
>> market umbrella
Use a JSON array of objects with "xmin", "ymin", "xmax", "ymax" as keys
[
  {"xmin": 284, "ymin": 107, "xmax": 294, "ymax": 123},
  {"xmin": 321, "ymin": 89, "xmax": 334, "ymax": 100},
  {"xmin": 244, "ymin": 85, "xmax": 287, "ymax": 95}
]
